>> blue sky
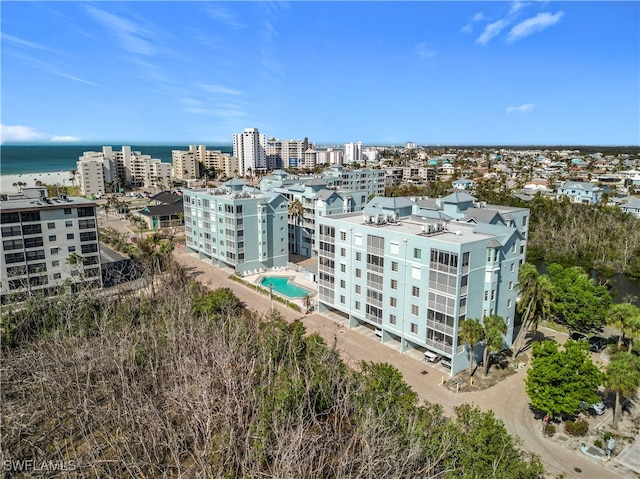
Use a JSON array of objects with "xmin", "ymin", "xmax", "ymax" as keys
[{"xmin": 1, "ymin": 1, "xmax": 638, "ymax": 146}]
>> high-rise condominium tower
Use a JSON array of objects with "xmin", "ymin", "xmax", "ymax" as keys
[{"xmin": 232, "ymin": 128, "xmax": 267, "ymax": 177}]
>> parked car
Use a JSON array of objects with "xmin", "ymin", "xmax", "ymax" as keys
[
  {"xmin": 589, "ymin": 336, "xmax": 608, "ymax": 352},
  {"xmin": 580, "ymin": 399, "xmax": 606, "ymax": 416},
  {"xmin": 622, "ymin": 397, "xmax": 635, "ymax": 412},
  {"xmin": 569, "ymin": 332, "xmax": 588, "ymax": 342},
  {"xmin": 440, "ymin": 358, "xmax": 452, "ymax": 369},
  {"xmin": 375, "ymin": 328, "xmax": 383, "ymax": 338},
  {"xmin": 423, "ymin": 350, "xmax": 441, "ymax": 363}
]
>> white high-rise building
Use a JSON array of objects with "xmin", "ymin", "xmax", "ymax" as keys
[
  {"xmin": 233, "ymin": 128, "xmax": 267, "ymax": 176},
  {"xmin": 344, "ymin": 141, "xmax": 363, "ymax": 164}
]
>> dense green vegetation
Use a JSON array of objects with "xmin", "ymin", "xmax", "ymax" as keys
[
  {"xmin": 525, "ymin": 340, "xmax": 604, "ymax": 420},
  {"xmin": 2, "ymin": 264, "xmax": 546, "ymax": 478},
  {"xmin": 473, "ymin": 190, "xmax": 640, "ymax": 279}
]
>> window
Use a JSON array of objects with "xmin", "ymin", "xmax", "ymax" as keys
[
  {"xmin": 65, "ymin": 221, "xmax": 72, "ymax": 227},
  {"xmin": 355, "ymin": 285, "xmax": 361, "ymax": 294},
  {"xmin": 411, "ymin": 323, "xmax": 418, "ymax": 334},
  {"xmin": 411, "ymin": 304, "xmax": 419, "ymax": 316},
  {"xmin": 340, "ymin": 280, "xmax": 346, "ymax": 288},
  {"xmin": 340, "ymin": 248, "xmax": 346, "ymax": 257},
  {"xmin": 355, "ymin": 301, "xmax": 361, "ymax": 310},
  {"xmin": 49, "ymin": 235, "xmax": 57, "ymax": 242},
  {"xmin": 356, "ymin": 252, "xmax": 362, "ymax": 261},
  {"xmin": 53, "ymin": 273, "xmax": 62, "ymax": 280},
  {"xmin": 522, "ymin": 215, "xmax": 528, "ymax": 227},
  {"xmin": 484, "ymin": 291, "xmax": 489, "ymax": 301},
  {"xmin": 491, "ymin": 289, "xmax": 495, "ymax": 301},
  {"xmin": 47, "ymin": 222, "xmax": 55, "ymax": 229},
  {"xmin": 52, "ymin": 260, "xmax": 60, "ymax": 267},
  {"xmin": 411, "ymin": 265, "xmax": 421, "ymax": 280},
  {"xmin": 340, "ymin": 264, "xmax": 346, "ymax": 273},
  {"xmin": 510, "ymin": 263, "xmax": 515, "ymax": 272},
  {"xmin": 50, "ymin": 247, "xmax": 59, "ymax": 255},
  {"xmin": 509, "ymin": 281, "xmax": 513, "ymax": 290},
  {"xmin": 340, "ymin": 231, "xmax": 346, "ymax": 241},
  {"xmin": 1, "ymin": 226, "xmax": 21, "ymax": 237},
  {"xmin": 64, "ymin": 208, "xmax": 72, "ymax": 215},
  {"xmin": 3, "ymin": 239, "xmax": 23, "ymax": 250},
  {"xmin": 340, "ymin": 295, "xmax": 345, "ymax": 304},
  {"xmin": 355, "ymin": 268, "xmax": 361, "ymax": 278},
  {"xmin": 391, "ymin": 279, "xmax": 397, "ymax": 289},
  {"xmin": 390, "ymin": 297, "xmax": 397, "ymax": 307},
  {"xmin": 67, "ymin": 233, "xmax": 75, "ymax": 240},
  {"xmin": 507, "ymin": 299, "xmax": 512, "ymax": 308},
  {"xmin": 391, "ymin": 261, "xmax": 398, "ymax": 272},
  {"xmin": 412, "ymin": 286, "xmax": 420, "ymax": 297},
  {"xmin": 512, "ymin": 243, "xmax": 516, "ymax": 253},
  {"xmin": 390, "ymin": 314, "xmax": 397, "ymax": 325},
  {"xmin": 68, "ymin": 246, "xmax": 76, "ymax": 252},
  {"xmin": 413, "ymin": 248, "xmax": 422, "ymax": 259}
]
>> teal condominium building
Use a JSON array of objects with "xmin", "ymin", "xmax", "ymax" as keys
[
  {"xmin": 316, "ymin": 192, "xmax": 529, "ymax": 375},
  {"xmin": 183, "ymin": 182, "xmax": 289, "ymax": 275}
]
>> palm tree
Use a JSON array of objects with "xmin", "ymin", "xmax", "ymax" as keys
[
  {"xmin": 606, "ymin": 302, "xmax": 640, "ymax": 351},
  {"xmin": 302, "ymin": 294, "xmax": 312, "ymax": 314},
  {"xmin": 481, "ymin": 314, "xmax": 507, "ymax": 377},
  {"xmin": 459, "ymin": 318, "xmax": 484, "ymax": 376},
  {"xmin": 69, "ymin": 170, "xmax": 78, "ymax": 188},
  {"xmin": 101, "ymin": 202, "xmax": 111, "ymax": 221},
  {"xmin": 512, "ymin": 263, "xmax": 554, "ymax": 357},
  {"xmin": 605, "ymin": 352, "xmax": 640, "ymax": 426},
  {"xmin": 288, "ymin": 198, "xmax": 304, "ymax": 255}
]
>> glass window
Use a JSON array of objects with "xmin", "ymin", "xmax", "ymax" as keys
[
  {"xmin": 413, "ymin": 248, "xmax": 421, "ymax": 259},
  {"xmin": 411, "ymin": 304, "xmax": 419, "ymax": 315}
]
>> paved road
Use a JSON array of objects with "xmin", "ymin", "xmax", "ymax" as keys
[{"xmin": 170, "ymin": 248, "xmax": 631, "ymax": 479}]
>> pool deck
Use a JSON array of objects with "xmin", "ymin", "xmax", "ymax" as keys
[{"xmin": 248, "ymin": 269, "xmax": 317, "ymax": 310}]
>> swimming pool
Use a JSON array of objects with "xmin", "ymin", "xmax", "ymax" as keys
[{"xmin": 260, "ymin": 276, "xmax": 313, "ymax": 299}]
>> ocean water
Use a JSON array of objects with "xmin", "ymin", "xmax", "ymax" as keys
[{"xmin": 0, "ymin": 144, "xmax": 233, "ymax": 175}]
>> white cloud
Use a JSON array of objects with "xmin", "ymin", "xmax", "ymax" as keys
[
  {"xmin": 507, "ymin": 11, "xmax": 564, "ymax": 43},
  {"xmin": 51, "ymin": 135, "xmax": 80, "ymax": 142},
  {"xmin": 1, "ymin": 33, "xmax": 61, "ymax": 54},
  {"xmin": 509, "ymin": 1, "xmax": 530, "ymax": 15},
  {"xmin": 85, "ymin": 5, "xmax": 156, "ymax": 56},
  {"xmin": 415, "ymin": 42, "xmax": 435, "ymax": 59},
  {"xmin": 462, "ymin": 12, "xmax": 486, "ymax": 33},
  {"xmin": 506, "ymin": 103, "xmax": 535, "ymax": 114},
  {"xmin": 476, "ymin": 20, "xmax": 509, "ymax": 45},
  {"xmin": 199, "ymin": 84, "xmax": 244, "ymax": 96},
  {"xmin": 203, "ymin": 5, "xmax": 246, "ymax": 29},
  {"xmin": 0, "ymin": 124, "xmax": 47, "ymax": 143}
]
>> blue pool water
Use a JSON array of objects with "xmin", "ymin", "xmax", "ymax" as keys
[{"xmin": 260, "ymin": 276, "xmax": 312, "ymax": 299}]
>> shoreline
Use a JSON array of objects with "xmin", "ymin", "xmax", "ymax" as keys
[{"xmin": 1, "ymin": 171, "xmax": 76, "ymax": 194}]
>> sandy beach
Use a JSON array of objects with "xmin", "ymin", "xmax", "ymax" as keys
[{"xmin": 1, "ymin": 171, "xmax": 76, "ymax": 194}]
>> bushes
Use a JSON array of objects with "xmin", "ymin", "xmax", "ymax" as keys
[
  {"xmin": 565, "ymin": 419, "xmax": 589, "ymax": 436},
  {"xmin": 545, "ymin": 423, "xmax": 556, "ymax": 437}
]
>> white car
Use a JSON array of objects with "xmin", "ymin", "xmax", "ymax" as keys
[{"xmin": 423, "ymin": 350, "xmax": 441, "ymax": 363}]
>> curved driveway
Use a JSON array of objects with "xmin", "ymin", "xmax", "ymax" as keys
[{"xmin": 171, "ymin": 249, "xmax": 628, "ymax": 479}]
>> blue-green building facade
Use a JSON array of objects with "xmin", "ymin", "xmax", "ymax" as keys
[
  {"xmin": 316, "ymin": 192, "xmax": 530, "ymax": 375},
  {"xmin": 183, "ymin": 182, "xmax": 289, "ymax": 275}
]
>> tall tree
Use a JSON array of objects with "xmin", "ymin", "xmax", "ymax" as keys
[
  {"xmin": 481, "ymin": 314, "xmax": 507, "ymax": 376},
  {"xmin": 288, "ymin": 199, "xmax": 303, "ymax": 255},
  {"xmin": 526, "ymin": 340, "xmax": 603, "ymax": 419},
  {"xmin": 459, "ymin": 318, "xmax": 484, "ymax": 376},
  {"xmin": 606, "ymin": 302, "xmax": 640, "ymax": 352},
  {"xmin": 605, "ymin": 352, "xmax": 640, "ymax": 426},
  {"xmin": 547, "ymin": 264, "xmax": 611, "ymax": 332},
  {"xmin": 512, "ymin": 263, "xmax": 554, "ymax": 357}
]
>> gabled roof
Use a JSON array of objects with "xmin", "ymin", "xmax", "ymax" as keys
[
  {"xmin": 151, "ymin": 192, "xmax": 183, "ymax": 205},
  {"xmin": 138, "ymin": 202, "xmax": 184, "ymax": 217},
  {"xmin": 463, "ymin": 208, "xmax": 505, "ymax": 226},
  {"xmin": 441, "ymin": 191, "xmax": 477, "ymax": 203},
  {"xmin": 560, "ymin": 181, "xmax": 600, "ymax": 192},
  {"xmin": 366, "ymin": 197, "xmax": 414, "ymax": 209},
  {"xmin": 224, "ymin": 178, "xmax": 247, "ymax": 186}
]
